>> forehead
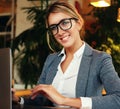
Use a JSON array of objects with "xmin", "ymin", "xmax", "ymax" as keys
[{"xmin": 48, "ymin": 12, "xmax": 71, "ymax": 25}]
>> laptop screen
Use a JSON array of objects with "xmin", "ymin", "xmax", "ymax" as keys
[{"xmin": 0, "ymin": 48, "xmax": 12, "ymax": 109}]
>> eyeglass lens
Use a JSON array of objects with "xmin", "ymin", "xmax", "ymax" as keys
[{"xmin": 49, "ymin": 18, "xmax": 76, "ymax": 35}]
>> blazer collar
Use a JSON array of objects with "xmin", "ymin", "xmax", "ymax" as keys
[{"xmin": 45, "ymin": 54, "xmax": 63, "ymax": 84}]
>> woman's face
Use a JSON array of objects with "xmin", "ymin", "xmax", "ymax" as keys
[{"xmin": 48, "ymin": 12, "xmax": 83, "ymax": 49}]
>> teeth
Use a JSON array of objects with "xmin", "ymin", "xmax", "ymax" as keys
[{"xmin": 61, "ymin": 36, "xmax": 69, "ymax": 41}]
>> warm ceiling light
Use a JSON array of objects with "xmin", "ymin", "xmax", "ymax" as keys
[
  {"xmin": 117, "ymin": 8, "xmax": 120, "ymax": 22},
  {"xmin": 90, "ymin": 0, "xmax": 111, "ymax": 7}
]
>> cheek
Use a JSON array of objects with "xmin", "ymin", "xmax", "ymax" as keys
[
  {"xmin": 75, "ymin": 19, "xmax": 83, "ymax": 31},
  {"xmin": 54, "ymin": 36, "xmax": 60, "ymax": 42},
  {"xmin": 77, "ymin": 23, "xmax": 82, "ymax": 31},
  {"xmin": 72, "ymin": 24, "xmax": 80, "ymax": 33},
  {"xmin": 72, "ymin": 21, "xmax": 80, "ymax": 31}
]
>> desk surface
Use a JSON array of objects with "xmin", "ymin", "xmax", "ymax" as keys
[{"xmin": 12, "ymin": 104, "xmax": 76, "ymax": 109}]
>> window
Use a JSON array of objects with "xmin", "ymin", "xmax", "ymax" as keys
[{"xmin": 0, "ymin": 13, "xmax": 12, "ymax": 48}]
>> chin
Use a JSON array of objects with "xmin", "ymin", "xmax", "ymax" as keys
[
  {"xmin": 60, "ymin": 40, "xmax": 73, "ymax": 48},
  {"xmin": 63, "ymin": 44, "xmax": 73, "ymax": 48}
]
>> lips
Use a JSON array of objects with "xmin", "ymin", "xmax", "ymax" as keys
[{"xmin": 60, "ymin": 35, "xmax": 70, "ymax": 42}]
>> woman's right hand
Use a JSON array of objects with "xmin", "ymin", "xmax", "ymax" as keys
[{"xmin": 11, "ymin": 88, "xmax": 20, "ymax": 104}]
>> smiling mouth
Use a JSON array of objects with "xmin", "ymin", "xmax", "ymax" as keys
[{"xmin": 60, "ymin": 35, "xmax": 70, "ymax": 41}]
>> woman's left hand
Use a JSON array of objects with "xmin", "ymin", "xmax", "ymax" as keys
[{"xmin": 31, "ymin": 84, "xmax": 65, "ymax": 105}]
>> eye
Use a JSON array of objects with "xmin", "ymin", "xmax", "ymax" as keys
[{"xmin": 61, "ymin": 19, "xmax": 70, "ymax": 26}]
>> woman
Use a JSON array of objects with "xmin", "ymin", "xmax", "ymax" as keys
[{"xmin": 13, "ymin": 1, "xmax": 120, "ymax": 109}]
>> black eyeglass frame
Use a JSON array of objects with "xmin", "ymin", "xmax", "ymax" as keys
[{"xmin": 47, "ymin": 18, "xmax": 78, "ymax": 36}]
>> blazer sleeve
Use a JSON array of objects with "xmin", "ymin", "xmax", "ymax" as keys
[
  {"xmin": 92, "ymin": 52, "xmax": 120, "ymax": 109},
  {"xmin": 24, "ymin": 53, "xmax": 58, "ymax": 106}
]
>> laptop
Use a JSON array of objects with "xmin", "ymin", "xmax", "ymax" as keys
[{"xmin": 0, "ymin": 48, "xmax": 12, "ymax": 109}]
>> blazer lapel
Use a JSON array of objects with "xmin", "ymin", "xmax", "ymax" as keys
[
  {"xmin": 45, "ymin": 54, "xmax": 62, "ymax": 84},
  {"xmin": 76, "ymin": 43, "xmax": 93, "ymax": 97}
]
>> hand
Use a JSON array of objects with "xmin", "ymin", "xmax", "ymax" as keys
[
  {"xmin": 31, "ymin": 84, "xmax": 65, "ymax": 105},
  {"xmin": 11, "ymin": 88, "xmax": 20, "ymax": 104}
]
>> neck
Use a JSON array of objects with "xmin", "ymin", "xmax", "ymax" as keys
[{"xmin": 65, "ymin": 41, "xmax": 84, "ymax": 56}]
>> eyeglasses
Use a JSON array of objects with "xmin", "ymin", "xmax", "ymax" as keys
[{"xmin": 48, "ymin": 18, "xmax": 78, "ymax": 36}]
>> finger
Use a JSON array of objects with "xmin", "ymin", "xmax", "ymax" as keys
[
  {"xmin": 11, "ymin": 88, "xmax": 16, "ymax": 93},
  {"xmin": 31, "ymin": 85, "xmax": 48, "ymax": 99},
  {"xmin": 31, "ymin": 84, "xmax": 46, "ymax": 94},
  {"xmin": 30, "ymin": 94, "xmax": 37, "ymax": 99}
]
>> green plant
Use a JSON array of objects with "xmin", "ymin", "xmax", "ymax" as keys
[
  {"xmin": 85, "ymin": 2, "xmax": 120, "ymax": 76},
  {"xmin": 12, "ymin": 0, "xmax": 51, "ymax": 89}
]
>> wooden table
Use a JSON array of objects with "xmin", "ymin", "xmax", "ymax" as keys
[{"xmin": 12, "ymin": 104, "xmax": 76, "ymax": 109}]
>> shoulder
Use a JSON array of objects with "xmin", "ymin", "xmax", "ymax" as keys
[
  {"xmin": 44, "ymin": 51, "xmax": 61, "ymax": 65},
  {"xmin": 93, "ymin": 49, "xmax": 111, "ymax": 59},
  {"xmin": 84, "ymin": 43, "xmax": 112, "ymax": 69},
  {"xmin": 46, "ymin": 52, "xmax": 60, "ymax": 60},
  {"xmin": 85, "ymin": 42, "xmax": 111, "ymax": 59}
]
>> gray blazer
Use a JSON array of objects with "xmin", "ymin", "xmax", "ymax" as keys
[{"xmin": 25, "ymin": 43, "xmax": 120, "ymax": 109}]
